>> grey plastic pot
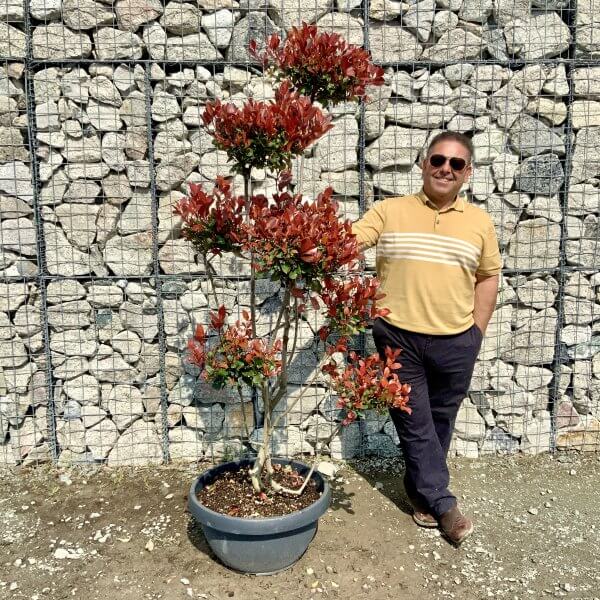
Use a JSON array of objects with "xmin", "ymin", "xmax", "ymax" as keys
[{"xmin": 188, "ymin": 457, "xmax": 332, "ymax": 575}]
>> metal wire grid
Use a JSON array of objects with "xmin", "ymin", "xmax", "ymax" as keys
[{"xmin": 1, "ymin": 0, "xmax": 600, "ymax": 466}]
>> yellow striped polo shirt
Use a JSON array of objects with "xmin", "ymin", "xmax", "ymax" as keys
[{"xmin": 352, "ymin": 189, "xmax": 502, "ymax": 335}]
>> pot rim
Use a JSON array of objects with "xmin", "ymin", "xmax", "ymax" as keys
[{"xmin": 188, "ymin": 457, "xmax": 332, "ymax": 534}]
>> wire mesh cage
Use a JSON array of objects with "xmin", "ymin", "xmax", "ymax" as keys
[{"xmin": 0, "ymin": 0, "xmax": 599, "ymax": 466}]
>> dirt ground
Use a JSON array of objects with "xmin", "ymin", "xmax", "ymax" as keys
[{"xmin": 1, "ymin": 454, "xmax": 599, "ymax": 600}]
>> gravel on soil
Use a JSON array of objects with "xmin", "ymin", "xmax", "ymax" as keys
[{"xmin": 0, "ymin": 453, "xmax": 599, "ymax": 600}]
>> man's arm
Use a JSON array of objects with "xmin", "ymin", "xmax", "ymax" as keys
[
  {"xmin": 352, "ymin": 201, "xmax": 386, "ymax": 251},
  {"xmin": 473, "ymin": 274, "xmax": 499, "ymax": 334}
]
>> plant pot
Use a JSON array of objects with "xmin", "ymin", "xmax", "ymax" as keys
[{"xmin": 188, "ymin": 457, "xmax": 332, "ymax": 574}]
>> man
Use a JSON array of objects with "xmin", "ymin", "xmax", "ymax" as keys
[{"xmin": 352, "ymin": 132, "xmax": 501, "ymax": 545}]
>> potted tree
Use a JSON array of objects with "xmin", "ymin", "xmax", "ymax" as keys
[{"xmin": 177, "ymin": 23, "xmax": 411, "ymax": 574}]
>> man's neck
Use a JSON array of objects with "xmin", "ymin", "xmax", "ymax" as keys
[{"xmin": 423, "ymin": 190, "xmax": 457, "ymax": 211}]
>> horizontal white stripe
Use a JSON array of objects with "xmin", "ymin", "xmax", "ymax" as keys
[
  {"xmin": 379, "ymin": 239, "xmax": 480, "ymax": 263},
  {"xmin": 379, "ymin": 249, "xmax": 478, "ymax": 270},
  {"xmin": 380, "ymin": 232, "xmax": 480, "ymax": 255}
]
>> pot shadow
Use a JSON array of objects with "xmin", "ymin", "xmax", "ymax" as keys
[
  {"xmin": 347, "ymin": 459, "xmax": 413, "ymax": 519},
  {"xmin": 186, "ymin": 516, "xmax": 222, "ymax": 564}
]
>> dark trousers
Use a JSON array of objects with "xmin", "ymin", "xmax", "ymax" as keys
[{"xmin": 372, "ymin": 318, "xmax": 483, "ymax": 518}]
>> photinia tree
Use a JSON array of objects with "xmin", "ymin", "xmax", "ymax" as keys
[{"xmin": 174, "ymin": 23, "xmax": 410, "ymax": 496}]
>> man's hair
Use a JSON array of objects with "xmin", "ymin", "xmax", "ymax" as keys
[{"xmin": 426, "ymin": 132, "xmax": 474, "ymax": 161}]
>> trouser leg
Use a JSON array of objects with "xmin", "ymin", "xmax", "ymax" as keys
[
  {"xmin": 372, "ymin": 318, "xmax": 451, "ymax": 517},
  {"xmin": 426, "ymin": 324, "xmax": 482, "ymax": 457}
]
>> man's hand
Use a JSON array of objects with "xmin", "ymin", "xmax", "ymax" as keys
[{"xmin": 473, "ymin": 274, "xmax": 499, "ymax": 334}]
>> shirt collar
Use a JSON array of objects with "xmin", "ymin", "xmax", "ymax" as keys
[{"xmin": 417, "ymin": 189, "xmax": 465, "ymax": 213}]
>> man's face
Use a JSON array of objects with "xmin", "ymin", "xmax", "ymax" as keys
[{"xmin": 421, "ymin": 140, "xmax": 472, "ymax": 203}]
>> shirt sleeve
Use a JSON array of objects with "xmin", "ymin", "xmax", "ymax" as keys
[
  {"xmin": 477, "ymin": 218, "xmax": 502, "ymax": 277},
  {"xmin": 351, "ymin": 200, "xmax": 386, "ymax": 249}
]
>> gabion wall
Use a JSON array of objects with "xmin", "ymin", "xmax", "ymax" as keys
[{"xmin": 1, "ymin": 0, "xmax": 599, "ymax": 466}]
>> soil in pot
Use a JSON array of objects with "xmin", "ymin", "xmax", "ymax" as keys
[{"xmin": 197, "ymin": 463, "xmax": 321, "ymax": 518}]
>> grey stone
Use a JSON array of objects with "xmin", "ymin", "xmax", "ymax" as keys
[
  {"xmin": 250, "ymin": 426, "xmax": 313, "ymax": 455},
  {"xmin": 505, "ymin": 13, "xmax": 571, "ymax": 60},
  {"xmin": 368, "ymin": 24, "xmax": 421, "ymax": 63},
  {"xmin": 502, "ymin": 308, "xmax": 558, "ymax": 365},
  {"xmin": 365, "ymin": 127, "xmax": 428, "ymax": 170},
  {"xmin": 576, "ymin": 0, "xmax": 600, "ymax": 56},
  {"xmin": 454, "ymin": 398, "xmax": 486, "ymax": 441},
  {"xmin": 516, "ymin": 278, "xmax": 557, "ymax": 309},
  {"xmin": 86, "ymin": 418, "xmax": 118, "ymax": 459},
  {"xmin": 0, "ymin": 162, "xmax": 32, "ymax": 202},
  {"xmin": 142, "ymin": 22, "xmax": 167, "ymax": 60},
  {"xmin": 509, "ymin": 114, "xmax": 565, "ymax": 158},
  {"xmin": 315, "ymin": 13, "xmax": 364, "ymax": 47},
  {"xmin": 315, "ymin": 115, "xmax": 359, "ymax": 172},
  {"xmin": 489, "ymin": 83, "xmax": 528, "ymax": 129},
  {"xmin": 105, "ymin": 384, "xmax": 145, "ymax": 431},
  {"xmin": 459, "ymin": 0, "xmax": 492, "ymax": 22},
  {"xmin": 117, "ymin": 192, "xmax": 152, "ymax": 235},
  {"xmin": 32, "ymin": 24, "xmax": 92, "ymax": 59},
  {"xmin": 0, "ymin": 218, "xmax": 37, "ymax": 257},
  {"xmin": 506, "ymin": 218, "xmax": 561, "ymax": 270},
  {"xmin": 514, "ymin": 154, "xmax": 564, "ymax": 196},
  {"xmin": 53, "ymin": 356, "xmax": 89, "ymax": 381},
  {"xmin": 47, "ymin": 300, "xmax": 92, "ymax": 331},
  {"xmin": 526, "ymin": 97, "xmax": 567, "ymax": 127},
  {"xmin": 63, "ymin": 374, "xmax": 100, "ymax": 405},
  {"xmin": 115, "ymin": 0, "xmax": 163, "ymax": 32},
  {"xmin": 54, "ymin": 204, "xmax": 99, "ymax": 251},
  {"xmin": 0, "ymin": 23, "xmax": 26, "ymax": 58},
  {"xmin": 422, "ymin": 29, "xmax": 484, "ymax": 62},
  {"xmin": 385, "ymin": 100, "xmax": 456, "ymax": 128},
  {"xmin": 61, "ymin": 0, "xmax": 114, "ymax": 29},
  {"xmin": 107, "ymin": 419, "xmax": 162, "ymax": 465},
  {"xmin": 103, "ymin": 232, "xmax": 153, "ymax": 277},
  {"xmin": 491, "ymin": 153, "xmax": 519, "ymax": 192},
  {"xmin": 403, "ymin": 0, "xmax": 436, "ymax": 42},
  {"xmin": 93, "ymin": 28, "xmax": 143, "ymax": 60},
  {"xmin": 572, "ymin": 101, "xmax": 600, "ymax": 129},
  {"xmin": 119, "ymin": 301, "xmax": 158, "ymax": 341},
  {"xmin": 169, "ymin": 427, "xmax": 202, "ymax": 461},
  {"xmin": 329, "ymin": 422, "xmax": 361, "ymax": 459},
  {"xmin": 525, "ymin": 195, "xmax": 562, "ymax": 223},
  {"xmin": 46, "ymin": 279, "xmax": 86, "ymax": 303},
  {"xmin": 0, "ymin": 127, "xmax": 28, "ymax": 162},
  {"xmin": 0, "ymin": 338, "xmax": 28, "ymax": 368},
  {"xmin": 448, "ymin": 86, "xmax": 488, "ymax": 120},
  {"xmin": 572, "ymin": 67, "xmax": 600, "ymax": 99},
  {"xmin": 571, "ymin": 128, "xmax": 600, "ymax": 184},
  {"xmin": 433, "ymin": 10, "xmax": 459, "ymax": 39},
  {"xmin": 369, "ymin": 0, "xmax": 404, "ymax": 20},
  {"xmin": 44, "ymin": 222, "xmax": 92, "ymax": 276},
  {"xmin": 152, "ymin": 91, "xmax": 180, "ymax": 122},
  {"xmin": 86, "ymin": 99, "xmax": 123, "ymax": 132},
  {"xmin": 182, "ymin": 404, "xmax": 224, "ymax": 436},
  {"xmin": 30, "ymin": 0, "xmax": 62, "ymax": 19},
  {"xmin": 102, "ymin": 173, "xmax": 132, "ymax": 206},
  {"xmin": 50, "ymin": 328, "xmax": 98, "ymax": 357},
  {"xmin": 267, "ymin": 0, "xmax": 330, "ymax": 30},
  {"xmin": 166, "ymin": 33, "xmax": 221, "ymax": 61}
]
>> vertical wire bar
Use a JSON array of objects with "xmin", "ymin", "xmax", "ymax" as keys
[
  {"xmin": 23, "ymin": 0, "xmax": 59, "ymax": 462},
  {"xmin": 549, "ymin": 0, "xmax": 578, "ymax": 453},
  {"xmin": 144, "ymin": 64, "xmax": 171, "ymax": 463},
  {"xmin": 356, "ymin": 0, "xmax": 372, "ymax": 456}
]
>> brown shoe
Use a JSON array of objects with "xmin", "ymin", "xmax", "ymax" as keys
[
  {"xmin": 412, "ymin": 510, "xmax": 438, "ymax": 528},
  {"xmin": 439, "ymin": 506, "xmax": 474, "ymax": 545}
]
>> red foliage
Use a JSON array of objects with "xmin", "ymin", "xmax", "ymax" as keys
[
  {"xmin": 186, "ymin": 308, "xmax": 283, "ymax": 388},
  {"xmin": 174, "ymin": 176, "xmax": 246, "ymax": 255},
  {"xmin": 317, "ymin": 275, "xmax": 389, "ymax": 341},
  {"xmin": 246, "ymin": 185, "xmax": 360, "ymax": 285},
  {"xmin": 202, "ymin": 81, "xmax": 332, "ymax": 174},
  {"xmin": 251, "ymin": 22, "xmax": 385, "ymax": 105},
  {"xmin": 324, "ymin": 347, "xmax": 411, "ymax": 425}
]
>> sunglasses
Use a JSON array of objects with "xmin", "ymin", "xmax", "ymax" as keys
[{"xmin": 428, "ymin": 154, "xmax": 469, "ymax": 172}]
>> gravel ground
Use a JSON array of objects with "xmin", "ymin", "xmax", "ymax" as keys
[{"xmin": 0, "ymin": 453, "xmax": 599, "ymax": 600}]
